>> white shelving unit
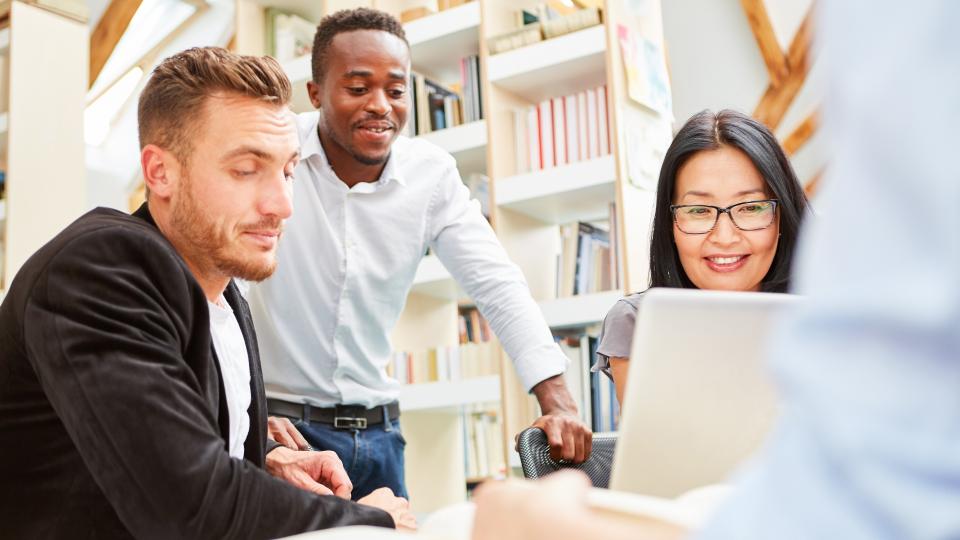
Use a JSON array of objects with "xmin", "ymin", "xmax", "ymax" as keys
[
  {"xmin": 399, "ymin": 375, "xmax": 501, "ymax": 411},
  {"xmin": 419, "ymin": 119, "xmax": 487, "ymax": 176},
  {"xmin": 539, "ymin": 290, "xmax": 623, "ymax": 329},
  {"xmin": 407, "ymin": 1, "xmax": 480, "ymax": 82},
  {"xmin": 487, "ymin": 25, "xmax": 607, "ymax": 103},
  {"xmin": 496, "ymin": 155, "xmax": 617, "ymax": 224}
]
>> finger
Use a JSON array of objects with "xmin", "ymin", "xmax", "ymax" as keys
[
  {"xmin": 399, "ymin": 514, "xmax": 418, "ymax": 531},
  {"xmin": 333, "ymin": 482, "xmax": 352, "ymax": 499},
  {"xmin": 278, "ymin": 418, "xmax": 311, "ymax": 450},
  {"xmin": 560, "ymin": 425, "xmax": 576, "ymax": 462},
  {"xmin": 582, "ymin": 428, "xmax": 593, "ymax": 461},
  {"xmin": 274, "ymin": 428, "xmax": 298, "ymax": 450},
  {"xmin": 297, "ymin": 471, "xmax": 334, "ymax": 496},
  {"xmin": 318, "ymin": 454, "xmax": 353, "ymax": 498},
  {"xmin": 573, "ymin": 425, "xmax": 586, "ymax": 464},
  {"xmin": 514, "ymin": 431, "xmax": 521, "ymax": 452},
  {"xmin": 544, "ymin": 422, "xmax": 565, "ymax": 462}
]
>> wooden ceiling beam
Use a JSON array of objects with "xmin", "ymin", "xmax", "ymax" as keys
[
  {"xmin": 740, "ymin": 0, "xmax": 789, "ymax": 87},
  {"xmin": 782, "ymin": 108, "xmax": 819, "ymax": 156},
  {"xmin": 753, "ymin": 4, "xmax": 815, "ymax": 130},
  {"xmin": 805, "ymin": 167, "xmax": 824, "ymax": 197},
  {"xmin": 89, "ymin": 0, "xmax": 143, "ymax": 88}
]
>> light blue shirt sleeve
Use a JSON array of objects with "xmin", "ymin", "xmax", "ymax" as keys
[{"xmin": 698, "ymin": 2, "xmax": 960, "ymax": 538}]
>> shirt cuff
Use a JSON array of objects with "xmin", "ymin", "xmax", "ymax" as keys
[
  {"xmin": 514, "ymin": 342, "xmax": 568, "ymax": 392},
  {"xmin": 265, "ymin": 439, "xmax": 284, "ymax": 456}
]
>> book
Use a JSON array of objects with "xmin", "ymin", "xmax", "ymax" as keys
[
  {"xmin": 511, "ymin": 85, "xmax": 609, "ymax": 174},
  {"xmin": 552, "ymin": 97, "xmax": 567, "ymax": 166},
  {"xmin": 537, "ymin": 100, "xmax": 554, "ymax": 169}
]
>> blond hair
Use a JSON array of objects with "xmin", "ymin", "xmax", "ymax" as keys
[{"xmin": 138, "ymin": 47, "xmax": 292, "ymax": 163}]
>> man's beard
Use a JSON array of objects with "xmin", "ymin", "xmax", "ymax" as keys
[
  {"xmin": 170, "ymin": 174, "xmax": 280, "ymax": 283},
  {"xmin": 325, "ymin": 120, "xmax": 391, "ymax": 166}
]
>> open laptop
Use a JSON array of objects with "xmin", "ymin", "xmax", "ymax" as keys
[{"xmin": 608, "ymin": 287, "xmax": 800, "ymax": 498}]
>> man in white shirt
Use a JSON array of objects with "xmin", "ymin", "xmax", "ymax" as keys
[{"xmin": 249, "ymin": 8, "xmax": 591, "ymax": 499}]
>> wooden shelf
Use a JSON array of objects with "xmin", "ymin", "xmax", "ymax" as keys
[
  {"xmin": 487, "ymin": 25, "xmax": 607, "ymax": 103},
  {"xmin": 539, "ymin": 290, "xmax": 623, "ymax": 329},
  {"xmin": 0, "ymin": 112, "xmax": 7, "ymax": 161},
  {"xmin": 496, "ymin": 155, "xmax": 616, "ymax": 224},
  {"xmin": 399, "ymin": 375, "xmax": 501, "ymax": 411},
  {"xmin": 407, "ymin": 2, "xmax": 480, "ymax": 82}
]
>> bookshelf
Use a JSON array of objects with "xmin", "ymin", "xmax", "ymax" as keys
[
  {"xmin": 418, "ymin": 119, "xmax": 487, "ymax": 176},
  {"xmin": 496, "ymin": 154, "xmax": 616, "ymax": 224},
  {"xmin": 236, "ymin": 0, "xmax": 671, "ymax": 512},
  {"xmin": 486, "ymin": 24, "xmax": 607, "ymax": 103},
  {"xmin": 399, "ymin": 375, "xmax": 500, "ymax": 411},
  {"xmin": 538, "ymin": 290, "xmax": 623, "ymax": 329}
]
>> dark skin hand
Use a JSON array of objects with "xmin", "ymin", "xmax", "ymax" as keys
[{"xmin": 525, "ymin": 375, "xmax": 593, "ymax": 463}]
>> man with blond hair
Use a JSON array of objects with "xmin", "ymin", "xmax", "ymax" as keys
[{"xmin": 0, "ymin": 47, "xmax": 413, "ymax": 538}]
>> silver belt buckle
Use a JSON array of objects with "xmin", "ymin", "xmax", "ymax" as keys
[{"xmin": 334, "ymin": 416, "xmax": 367, "ymax": 429}]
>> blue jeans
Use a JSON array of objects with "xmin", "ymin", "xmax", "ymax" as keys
[{"xmin": 293, "ymin": 418, "xmax": 408, "ymax": 501}]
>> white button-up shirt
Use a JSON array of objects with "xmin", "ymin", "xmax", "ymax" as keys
[
  {"xmin": 248, "ymin": 111, "xmax": 565, "ymax": 407},
  {"xmin": 207, "ymin": 297, "xmax": 251, "ymax": 459}
]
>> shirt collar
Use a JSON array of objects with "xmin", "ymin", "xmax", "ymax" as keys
[{"xmin": 298, "ymin": 111, "xmax": 407, "ymax": 188}]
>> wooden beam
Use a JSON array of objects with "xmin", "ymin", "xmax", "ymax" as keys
[
  {"xmin": 740, "ymin": 0, "xmax": 789, "ymax": 87},
  {"xmin": 782, "ymin": 108, "xmax": 819, "ymax": 155},
  {"xmin": 753, "ymin": 4, "xmax": 815, "ymax": 129},
  {"xmin": 89, "ymin": 0, "xmax": 143, "ymax": 88},
  {"xmin": 804, "ymin": 167, "xmax": 824, "ymax": 197}
]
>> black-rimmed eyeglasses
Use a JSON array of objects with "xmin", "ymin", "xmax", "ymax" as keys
[{"xmin": 670, "ymin": 199, "xmax": 779, "ymax": 235}]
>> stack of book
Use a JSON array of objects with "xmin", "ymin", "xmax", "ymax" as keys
[
  {"xmin": 555, "ymin": 205, "xmax": 620, "ymax": 298},
  {"xmin": 405, "ymin": 56, "xmax": 483, "ymax": 137},
  {"xmin": 458, "ymin": 306, "xmax": 492, "ymax": 344},
  {"xmin": 513, "ymin": 85, "xmax": 611, "ymax": 173},
  {"xmin": 460, "ymin": 55, "xmax": 484, "ymax": 124},
  {"xmin": 389, "ymin": 308, "xmax": 499, "ymax": 384},
  {"xmin": 488, "ymin": 4, "xmax": 602, "ymax": 55},
  {"xmin": 557, "ymin": 334, "xmax": 620, "ymax": 433},
  {"xmin": 462, "ymin": 409, "xmax": 507, "ymax": 481},
  {"xmin": 387, "ymin": 340, "xmax": 501, "ymax": 385}
]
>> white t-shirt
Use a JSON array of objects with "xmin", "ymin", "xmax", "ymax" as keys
[{"xmin": 208, "ymin": 296, "xmax": 251, "ymax": 459}]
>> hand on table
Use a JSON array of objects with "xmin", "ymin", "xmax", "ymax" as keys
[{"xmin": 358, "ymin": 487, "xmax": 418, "ymax": 531}]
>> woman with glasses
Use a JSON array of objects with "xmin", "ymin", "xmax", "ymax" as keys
[{"xmin": 595, "ymin": 109, "xmax": 809, "ymax": 403}]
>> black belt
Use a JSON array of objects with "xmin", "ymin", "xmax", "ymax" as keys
[{"xmin": 267, "ymin": 398, "xmax": 400, "ymax": 430}]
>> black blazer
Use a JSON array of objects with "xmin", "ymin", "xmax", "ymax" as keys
[{"xmin": 0, "ymin": 204, "xmax": 392, "ymax": 539}]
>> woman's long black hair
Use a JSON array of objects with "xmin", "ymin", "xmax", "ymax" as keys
[{"xmin": 648, "ymin": 109, "xmax": 809, "ymax": 293}]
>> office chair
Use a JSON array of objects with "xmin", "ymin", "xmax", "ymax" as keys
[{"xmin": 516, "ymin": 427, "xmax": 618, "ymax": 488}]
